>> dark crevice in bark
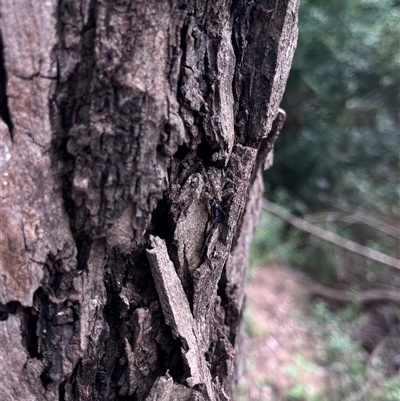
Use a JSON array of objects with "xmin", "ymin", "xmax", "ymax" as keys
[
  {"xmin": 231, "ymin": 0, "xmax": 247, "ymax": 143},
  {"xmin": 115, "ymin": 394, "xmax": 132, "ymax": 401},
  {"xmin": 149, "ymin": 195, "xmax": 171, "ymax": 243},
  {"xmin": 126, "ymin": 250, "xmax": 157, "ymax": 300},
  {"xmin": 155, "ymin": 339, "xmax": 186, "ymax": 381},
  {"xmin": 94, "ymin": 368, "xmax": 109, "ymax": 401},
  {"xmin": 54, "ymin": 0, "xmax": 97, "ymax": 237},
  {"xmin": 177, "ymin": 14, "xmax": 190, "ymax": 90},
  {"xmin": 31, "ymin": 254, "xmax": 83, "ymax": 390},
  {"xmin": 21, "ymin": 305, "xmax": 41, "ymax": 359},
  {"xmin": 95, "ymin": 248, "xmax": 176, "ymax": 398},
  {"xmin": 58, "ymin": 381, "xmax": 66, "ymax": 401},
  {"xmin": 40, "ymin": 366, "xmax": 55, "ymax": 389},
  {"xmin": 0, "ymin": 31, "xmax": 14, "ymax": 139},
  {"xmin": 76, "ymin": 236, "xmax": 92, "ymax": 271},
  {"xmin": 0, "ymin": 300, "xmax": 41, "ymax": 359},
  {"xmin": 174, "ymin": 143, "xmax": 191, "ymax": 160},
  {"xmin": 216, "ymin": 267, "xmax": 239, "ymax": 346},
  {"xmin": 53, "ymin": 135, "xmax": 74, "ymax": 216},
  {"xmin": 108, "ymin": 247, "xmax": 188, "ymax": 393},
  {"xmin": 0, "ymin": 300, "xmax": 18, "ymax": 320},
  {"xmin": 178, "ymin": 16, "xmax": 190, "ymax": 76},
  {"xmin": 196, "ymin": 137, "xmax": 214, "ymax": 166}
]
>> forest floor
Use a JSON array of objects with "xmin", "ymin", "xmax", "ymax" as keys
[{"xmin": 235, "ymin": 264, "xmax": 327, "ymax": 401}]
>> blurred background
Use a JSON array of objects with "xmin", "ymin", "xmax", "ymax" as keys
[{"xmin": 236, "ymin": 0, "xmax": 400, "ymax": 400}]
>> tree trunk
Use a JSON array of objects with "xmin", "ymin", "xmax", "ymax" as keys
[{"xmin": 0, "ymin": 1, "xmax": 299, "ymax": 400}]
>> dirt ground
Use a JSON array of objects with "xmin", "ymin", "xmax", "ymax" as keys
[{"xmin": 235, "ymin": 264, "xmax": 327, "ymax": 401}]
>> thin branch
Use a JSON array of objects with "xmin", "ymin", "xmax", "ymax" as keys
[
  {"xmin": 319, "ymin": 194, "xmax": 400, "ymax": 237},
  {"xmin": 262, "ymin": 199, "xmax": 400, "ymax": 270},
  {"xmin": 310, "ymin": 284, "xmax": 400, "ymax": 305},
  {"xmin": 304, "ymin": 212, "xmax": 400, "ymax": 239}
]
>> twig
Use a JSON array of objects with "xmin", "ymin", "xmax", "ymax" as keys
[
  {"xmin": 304, "ymin": 211, "xmax": 400, "ymax": 239},
  {"xmin": 310, "ymin": 284, "xmax": 400, "ymax": 305},
  {"xmin": 319, "ymin": 194, "xmax": 400, "ymax": 238},
  {"xmin": 262, "ymin": 200, "xmax": 400, "ymax": 270}
]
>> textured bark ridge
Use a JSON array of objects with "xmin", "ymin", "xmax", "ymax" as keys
[{"xmin": 0, "ymin": 1, "xmax": 299, "ymax": 400}]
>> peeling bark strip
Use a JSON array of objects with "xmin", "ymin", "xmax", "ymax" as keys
[
  {"xmin": 146, "ymin": 236, "xmax": 215, "ymax": 400},
  {"xmin": 0, "ymin": 0, "xmax": 299, "ymax": 400}
]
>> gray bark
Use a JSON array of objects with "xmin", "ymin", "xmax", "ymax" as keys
[{"xmin": 0, "ymin": 1, "xmax": 299, "ymax": 400}]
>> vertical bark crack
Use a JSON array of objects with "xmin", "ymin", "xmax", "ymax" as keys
[
  {"xmin": 0, "ymin": 31, "xmax": 14, "ymax": 139},
  {"xmin": 53, "ymin": 0, "xmax": 98, "ymax": 240}
]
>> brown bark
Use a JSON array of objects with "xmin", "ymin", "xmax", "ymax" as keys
[{"xmin": 0, "ymin": 1, "xmax": 299, "ymax": 400}]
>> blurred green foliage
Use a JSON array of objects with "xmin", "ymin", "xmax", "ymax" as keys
[
  {"xmin": 250, "ymin": 207, "xmax": 338, "ymax": 284},
  {"xmin": 258, "ymin": 0, "xmax": 400, "ymax": 284},
  {"xmin": 247, "ymin": 2, "xmax": 400, "ymax": 399},
  {"xmin": 266, "ymin": 0, "xmax": 400, "ymax": 216},
  {"xmin": 310, "ymin": 301, "xmax": 400, "ymax": 401}
]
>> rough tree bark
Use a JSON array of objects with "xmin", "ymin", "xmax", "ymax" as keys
[{"xmin": 0, "ymin": 1, "xmax": 299, "ymax": 400}]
